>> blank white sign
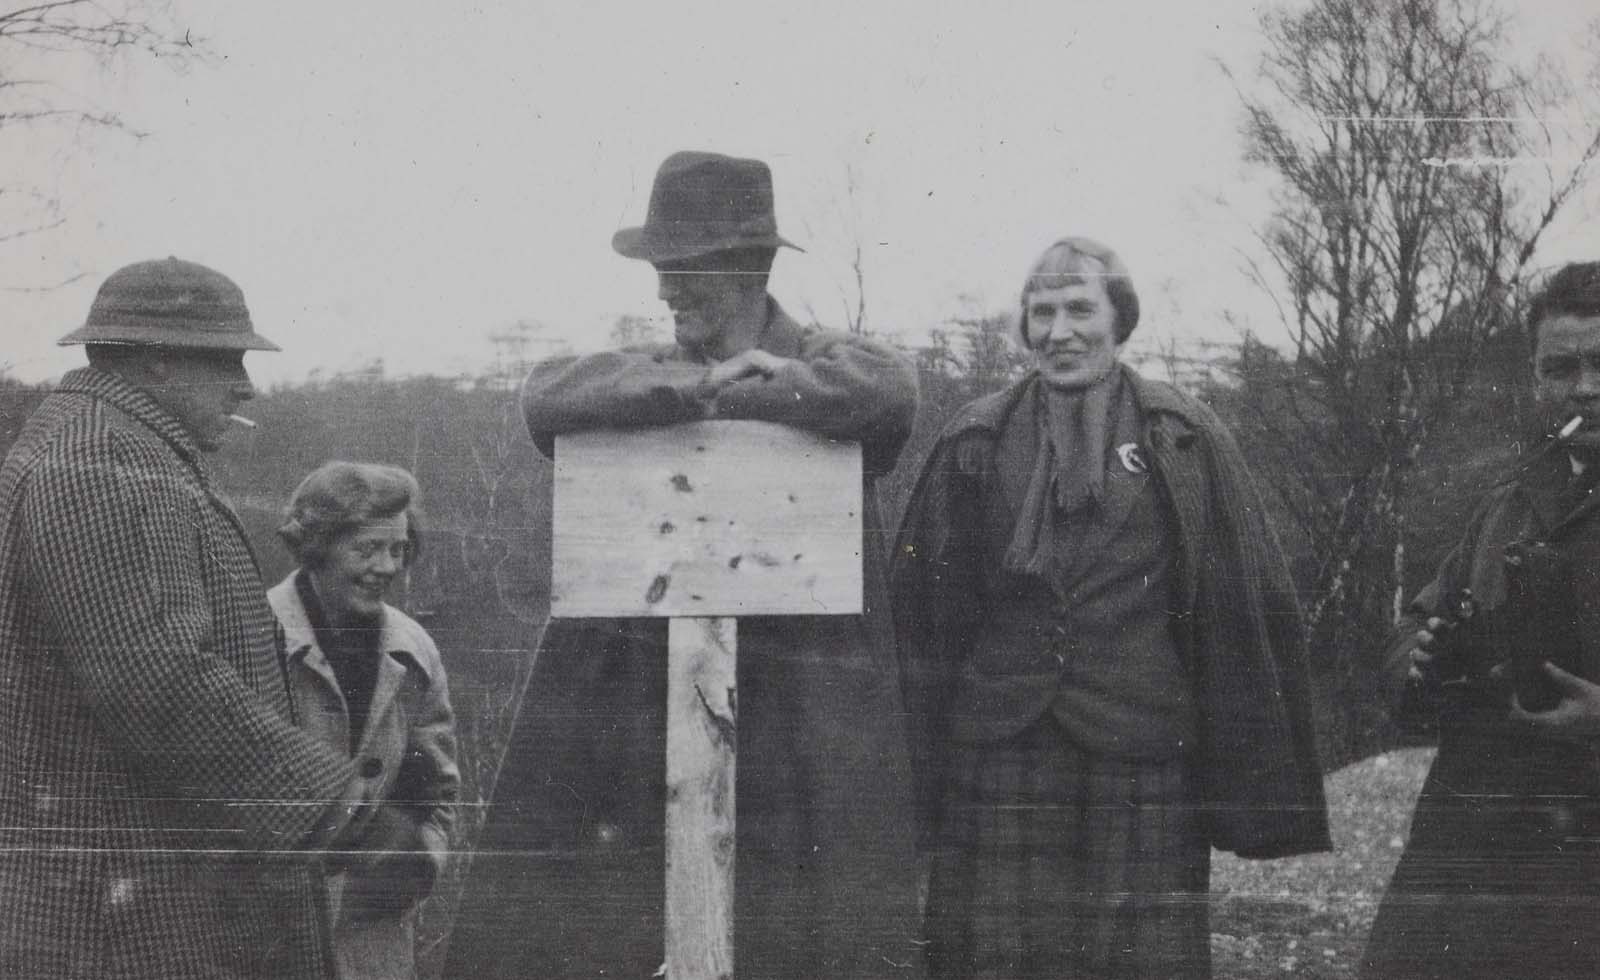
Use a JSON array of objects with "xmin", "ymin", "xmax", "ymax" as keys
[{"xmin": 551, "ymin": 421, "xmax": 863, "ymax": 618}]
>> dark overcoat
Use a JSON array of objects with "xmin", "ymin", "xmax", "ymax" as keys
[
  {"xmin": 0, "ymin": 368, "xmax": 360, "ymax": 979},
  {"xmin": 445, "ymin": 301, "xmax": 926, "ymax": 979},
  {"xmin": 1363, "ymin": 453, "xmax": 1600, "ymax": 979}
]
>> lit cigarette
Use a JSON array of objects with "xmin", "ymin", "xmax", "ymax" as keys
[
  {"xmin": 227, "ymin": 414, "xmax": 258, "ymax": 429},
  {"xmin": 1559, "ymin": 415, "xmax": 1584, "ymax": 440}
]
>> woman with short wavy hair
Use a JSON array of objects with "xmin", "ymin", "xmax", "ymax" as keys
[
  {"xmin": 893, "ymin": 237, "xmax": 1328, "ymax": 979},
  {"xmin": 271, "ymin": 461, "xmax": 459, "ymax": 980}
]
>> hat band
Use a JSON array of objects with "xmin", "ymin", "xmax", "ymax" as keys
[
  {"xmin": 59, "ymin": 319, "xmax": 280, "ymax": 351},
  {"xmin": 87, "ymin": 310, "xmax": 253, "ymax": 331},
  {"xmin": 639, "ymin": 214, "xmax": 780, "ymax": 246}
]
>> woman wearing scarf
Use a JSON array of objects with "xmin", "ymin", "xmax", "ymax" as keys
[
  {"xmin": 892, "ymin": 238, "xmax": 1328, "ymax": 979},
  {"xmin": 269, "ymin": 462, "xmax": 459, "ymax": 980}
]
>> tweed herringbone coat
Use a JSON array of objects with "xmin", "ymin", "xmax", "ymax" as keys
[{"xmin": 0, "ymin": 367, "xmax": 360, "ymax": 980}]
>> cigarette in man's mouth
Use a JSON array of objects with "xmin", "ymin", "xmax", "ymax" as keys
[
  {"xmin": 1559, "ymin": 415, "xmax": 1584, "ymax": 440},
  {"xmin": 227, "ymin": 414, "xmax": 258, "ymax": 429}
]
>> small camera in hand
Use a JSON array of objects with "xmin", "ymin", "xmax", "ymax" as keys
[{"xmin": 1438, "ymin": 541, "xmax": 1583, "ymax": 713}]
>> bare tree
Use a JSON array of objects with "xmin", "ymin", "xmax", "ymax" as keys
[
  {"xmin": 1225, "ymin": 0, "xmax": 1600, "ymax": 761},
  {"xmin": 1, "ymin": 1, "xmax": 203, "ymax": 262},
  {"xmin": 914, "ymin": 297, "xmax": 1031, "ymax": 401},
  {"xmin": 837, "ymin": 162, "xmax": 868, "ymax": 335},
  {"xmin": 799, "ymin": 161, "xmax": 871, "ymax": 335}
]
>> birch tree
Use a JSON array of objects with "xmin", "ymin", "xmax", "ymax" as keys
[{"xmin": 1228, "ymin": 0, "xmax": 1600, "ymax": 760}]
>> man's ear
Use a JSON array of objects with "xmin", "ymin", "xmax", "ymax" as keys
[
  {"xmin": 144, "ymin": 351, "xmax": 176, "ymax": 384},
  {"xmin": 107, "ymin": 347, "xmax": 166, "ymax": 389}
]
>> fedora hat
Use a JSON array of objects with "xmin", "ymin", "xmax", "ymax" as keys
[
  {"xmin": 58, "ymin": 257, "xmax": 280, "ymax": 351},
  {"xmin": 612, "ymin": 151, "xmax": 803, "ymax": 263}
]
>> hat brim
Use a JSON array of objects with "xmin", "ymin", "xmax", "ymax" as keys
[
  {"xmin": 612, "ymin": 226, "xmax": 803, "ymax": 264},
  {"xmin": 57, "ymin": 322, "xmax": 281, "ymax": 352}
]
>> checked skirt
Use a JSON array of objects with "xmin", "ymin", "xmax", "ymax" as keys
[{"xmin": 926, "ymin": 718, "xmax": 1210, "ymax": 980}]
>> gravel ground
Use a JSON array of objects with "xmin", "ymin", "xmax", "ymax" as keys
[{"xmin": 1209, "ymin": 747, "xmax": 1435, "ymax": 979}]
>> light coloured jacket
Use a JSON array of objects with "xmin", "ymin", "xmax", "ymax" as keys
[{"xmin": 269, "ymin": 574, "xmax": 460, "ymax": 980}]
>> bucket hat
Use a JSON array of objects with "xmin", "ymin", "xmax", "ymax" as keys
[
  {"xmin": 612, "ymin": 151, "xmax": 802, "ymax": 263},
  {"xmin": 58, "ymin": 257, "xmax": 280, "ymax": 351}
]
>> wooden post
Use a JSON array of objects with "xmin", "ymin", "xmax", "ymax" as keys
[
  {"xmin": 552, "ymin": 421, "xmax": 862, "ymax": 980},
  {"xmin": 666, "ymin": 617, "xmax": 736, "ymax": 980}
]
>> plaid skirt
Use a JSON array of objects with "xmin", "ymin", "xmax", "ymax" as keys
[{"xmin": 926, "ymin": 719, "xmax": 1209, "ymax": 980}]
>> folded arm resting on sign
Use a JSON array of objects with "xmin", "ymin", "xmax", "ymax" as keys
[
  {"xmin": 520, "ymin": 327, "xmax": 917, "ymax": 477},
  {"xmin": 22, "ymin": 444, "xmax": 367, "ymax": 852}
]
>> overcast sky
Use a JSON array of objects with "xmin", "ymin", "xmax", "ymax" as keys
[{"xmin": 4, "ymin": 0, "xmax": 1596, "ymax": 386}]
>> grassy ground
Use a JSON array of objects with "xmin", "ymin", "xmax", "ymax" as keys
[
  {"xmin": 1210, "ymin": 746, "xmax": 1435, "ymax": 979},
  {"xmin": 420, "ymin": 747, "xmax": 1436, "ymax": 978}
]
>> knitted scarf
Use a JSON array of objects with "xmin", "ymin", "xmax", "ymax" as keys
[{"xmin": 1003, "ymin": 368, "xmax": 1125, "ymax": 578}]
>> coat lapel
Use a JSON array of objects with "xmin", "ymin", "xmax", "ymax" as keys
[
  {"xmin": 754, "ymin": 298, "xmax": 807, "ymax": 357},
  {"xmin": 280, "ymin": 604, "xmax": 415, "ymax": 755},
  {"xmin": 294, "ymin": 644, "xmax": 353, "ymax": 747},
  {"xmin": 662, "ymin": 297, "xmax": 807, "ymax": 364},
  {"xmin": 358, "ymin": 647, "xmax": 411, "ymax": 755},
  {"xmin": 274, "ymin": 578, "xmax": 354, "ymax": 750},
  {"xmin": 1517, "ymin": 452, "xmax": 1572, "ymax": 534},
  {"xmin": 1561, "ymin": 488, "xmax": 1600, "ymax": 537},
  {"xmin": 272, "ymin": 573, "xmax": 423, "ymax": 754}
]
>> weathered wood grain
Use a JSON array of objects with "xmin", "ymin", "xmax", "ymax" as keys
[
  {"xmin": 551, "ymin": 421, "xmax": 862, "ymax": 618},
  {"xmin": 666, "ymin": 616, "xmax": 737, "ymax": 980}
]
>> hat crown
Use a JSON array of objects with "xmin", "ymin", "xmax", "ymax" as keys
[
  {"xmin": 611, "ymin": 150, "xmax": 801, "ymax": 263},
  {"xmin": 646, "ymin": 152, "xmax": 777, "ymax": 235},
  {"xmin": 88, "ymin": 257, "xmax": 249, "ymax": 327},
  {"xmin": 60, "ymin": 257, "xmax": 279, "ymax": 351}
]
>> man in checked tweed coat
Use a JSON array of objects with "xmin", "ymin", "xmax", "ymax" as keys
[{"xmin": 0, "ymin": 258, "xmax": 380, "ymax": 980}]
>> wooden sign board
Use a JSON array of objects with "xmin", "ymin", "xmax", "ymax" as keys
[{"xmin": 551, "ymin": 420, "xmax": 863, "ymax": 618}]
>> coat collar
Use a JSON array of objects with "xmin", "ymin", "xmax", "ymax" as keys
[
  {"xmin": 56, "ymin": 367, "xmax": 269, "ymax": 582},
  {"xmin": 1514, "ymin": 448, "xmax": 1600, "ymax": 537},
  {"xmin": 269, "ymin": 574, "xmax": 429, "ymax": 747},
  {"xmin": 56, "ymin": 366, "xmax": 207, "ymax": 469},
  {"xmin": 667, "ymin": 295, "xmax": 806, "ymax": 363},
  {"xmin": 940, "ymin": 364, "xmax": 1202, "ymax": 448},
  {"xmin": 753, "ymin": 296, "xmax": 807, "ymax": 357}
]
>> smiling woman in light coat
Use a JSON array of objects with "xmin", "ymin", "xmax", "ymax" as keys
[{"xmin": 270, "ymin": 461, "xmax": 460, "ymax": 980}]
